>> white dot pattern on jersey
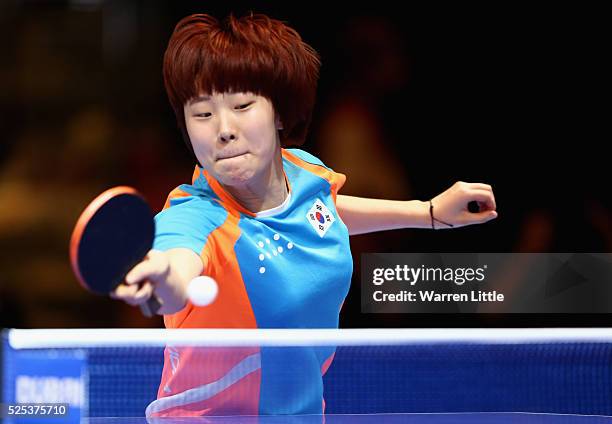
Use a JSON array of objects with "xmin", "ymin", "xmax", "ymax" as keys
[{"xmin": 256, "ymin": 232, "xmax": 295, "ymax": 276}]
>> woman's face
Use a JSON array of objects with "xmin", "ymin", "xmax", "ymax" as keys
[{"xmin": 183, "ymin": 91, "xmax": 282, "ymax": 188}]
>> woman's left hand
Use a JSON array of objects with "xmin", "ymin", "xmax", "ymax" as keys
[{"xmin": 429, "ymin": 181, "xmax": 498, "ymax": 229}]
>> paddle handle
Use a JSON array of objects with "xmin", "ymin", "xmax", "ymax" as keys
[{"xmin": 139, "ymin": 294, "xmax": 162, "ymax": 317}]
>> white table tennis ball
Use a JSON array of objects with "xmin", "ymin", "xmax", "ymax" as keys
[{"xmin": 187, "ymin": 276, "xmax": 218, "ymax": 306}]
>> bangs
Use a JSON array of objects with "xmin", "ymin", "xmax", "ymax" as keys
[
  {"xmin": 171, "ymin": 33, "xmax": 279, "ymax": 105},
  {"xmin": 163, "ymin": 14, "xmax": 320, "ymax": 147}
]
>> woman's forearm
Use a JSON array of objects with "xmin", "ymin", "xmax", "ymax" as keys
[{"xmin": 336, "ymin": 195, "xmax": 430, "ymax": 235}]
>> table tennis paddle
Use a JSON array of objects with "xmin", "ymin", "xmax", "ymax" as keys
[{"xmin": 70, "ymin": 186, "xmax": 162, "ymax": 317}]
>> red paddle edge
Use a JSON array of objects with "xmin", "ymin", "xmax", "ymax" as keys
[{"xmin": 69, "ymin": 186, "xmax": 143, "ymax": 292}]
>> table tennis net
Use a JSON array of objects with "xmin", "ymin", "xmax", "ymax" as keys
[{"xmin": 3, "ymin": 329, "xmax": 612, "ymax": 418}]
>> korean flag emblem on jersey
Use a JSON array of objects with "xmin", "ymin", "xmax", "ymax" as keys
[{"xmin": 307, "ymin": 199, "xmax": 336, "ymax": 237}]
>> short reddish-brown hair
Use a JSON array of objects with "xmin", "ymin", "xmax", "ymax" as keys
[{"xmin": 163, "ymin": 13, "xmax": 321, "ymax": 159}]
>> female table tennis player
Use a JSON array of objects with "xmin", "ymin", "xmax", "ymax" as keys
[{"xmin": 111, "ymin": 13, "xmax": 497, "ymax": 417}]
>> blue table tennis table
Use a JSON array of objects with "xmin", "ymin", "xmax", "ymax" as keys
[{"xmin": 5, "ymin": 329, "xmax": 612, "ymax": 422}]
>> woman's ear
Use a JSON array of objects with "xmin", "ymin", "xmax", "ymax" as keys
[{"xmin": 275, "ymin": 115, "xmax": 284, "ymax": 130}]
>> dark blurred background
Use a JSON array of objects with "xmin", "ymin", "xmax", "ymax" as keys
[{"xmin": 0, "ymin": 1, "xmax": 609, "ymax": 329}]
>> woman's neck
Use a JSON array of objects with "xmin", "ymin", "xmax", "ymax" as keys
[{"xmin": 221, "ymin": 150, "xmax": 288, "ymax": 213}]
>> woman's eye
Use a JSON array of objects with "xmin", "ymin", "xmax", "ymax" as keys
[
  {"xmin": 195, "ymin": 112, "xmax": 212, "ymax": 118},
  {"xmin": 236, "ymin": 102, "xmax": 253, "ymax": 110}
]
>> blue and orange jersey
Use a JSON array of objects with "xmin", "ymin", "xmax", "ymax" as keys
[{"xmin": 145, "ymin": 149, "xmax": 353, "ymax": 417}]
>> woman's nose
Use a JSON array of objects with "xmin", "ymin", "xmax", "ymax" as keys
[
  {"xmin": 218, "ymin": 110, "xmax": 237, "ymax": 143},
  {"xmin": 219, "ymin": 131, "xmax": 237, "ymax": 143}
]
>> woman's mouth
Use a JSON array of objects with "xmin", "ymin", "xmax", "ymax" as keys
[{"xmin": 217, "ymin": 151, "xmax": 247, "ymax": 161}]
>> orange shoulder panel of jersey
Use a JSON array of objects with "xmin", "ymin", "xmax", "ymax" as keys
[
  {"xmin": 163, "ymin": 198, "xmax": 258, "ymax": 329},
  {"xmin": 281, "ymin": 149, "xmax": 346, "ymax": 204}
]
